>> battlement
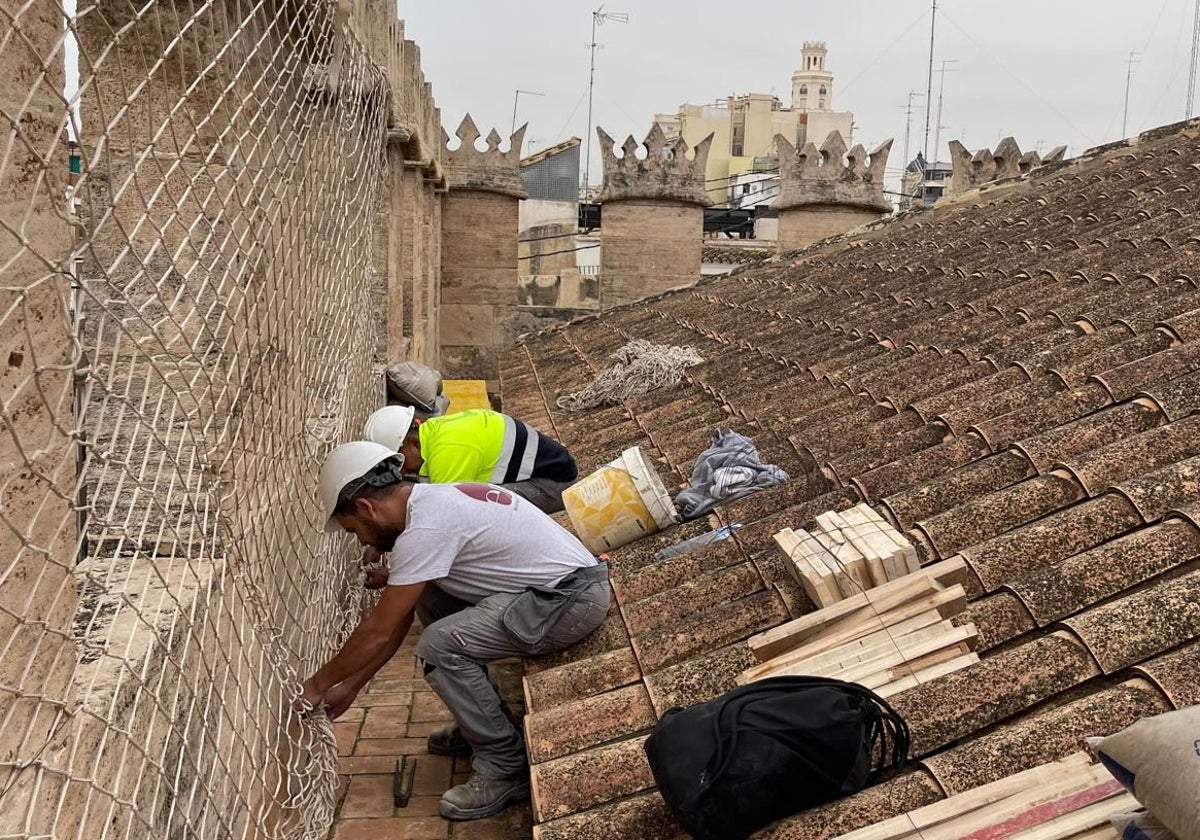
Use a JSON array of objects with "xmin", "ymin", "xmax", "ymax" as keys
[
  {"xmin": 596, "ymin": 123, "xmax": 714, "ymax": 205},
  {"xmin": 802, "ymin": 40, "xmax": 828, "ymax": 51},
  {"xmin": 948, "ymin": 137, "xmax": 1067, "ymax": 197},
  {"xmin": 775, "ymin": 130, "xmax": 892, "ymax": 213},
  {"xmin": 443, "ymin": 114, "xmax": 527, "ymax": 198}
]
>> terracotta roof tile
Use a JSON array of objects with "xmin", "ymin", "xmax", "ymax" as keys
[
  {"xmin": 642, "ymin": 642, "xmax": 756, "ymax": 714},
  {"xmin": 531, "ymin": 791, "xmax": 685, "ymax": 840},
  {"xmin": 1051, "ymin": 328, "xmax": 1176, "ymax": 386},
  {"xmin": 968, "ymin": 380, "xmax": 1112, "ymax": 451},
  {"xmin": 1089, "ymin": 336, "xmax": 1200, "ymax": 400},
  {"xmin": 529, "ymin": 735, "xmax": 654, "ymax": 821},
  {"xmin": 1133, "ymin": 638, "xmax": 1200, "ymax": 707},
  {"xmin": 620, "ymin": 562, "xmax": 765, "ymax": 637},
  {"xmin": 1010, "ymin": 399, "xmax": 1165, "ymax": 473},
  {"xmin": 852, "ymin": 435, "xmax": 988, "ymax": 502},
  {"xmin": 960, "ymin": 590, "xmax": 1037, "ymax": 650},
  {"xmin": 891, "ymin": 631, "xmax": 1101, "ymax": 756},
  {"xmin": 524, "ymin": 682, "xmax": 656, "ymax": 764},
  {"xmin": 883, "ymin": 450, "xmax": 1035, "ymax": 530},
  {"xmin": 919, "ymin": 679, "xmax": 1170, "ymax": 795},
  {"xmin": 962, "ymin": 493, "xmax": 1142, "ymax": 592},
  {"xmin": 933, "ymin": 374, "xmax": 1056, "ymax": 436},
  {"xmin": 611, "ymin": 536, "xmax": 745, "ymax": 604},
  {"xmin": 1059, "ymin": 413, "xmax": 1200, "ymax": 494},
  {"xmin": 1062, "ymin": 567, "xmax": 1200, "ymax": 673},
  {"xmin": 749, "ymin": 770, "xmax": 944, "ymax": 840},
  {"xmin": 630, "ymin": 588, "xmax": 789, "ymax": 672},
  {"xmin": 524, "ymin": 610, "xmax": 629, "ymax": 675},
  {"xmin": 1008, "ymin": 517, "xmax": 1200, "ymax": 625},
  {"xmin": 522, "ymin": 648, "xmax": 642, "ymax": 715},
  {"xmin": 1141, "ymin": 366, "xmax": 1200, "ymax": 420}
]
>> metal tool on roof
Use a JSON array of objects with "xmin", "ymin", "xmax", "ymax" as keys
[{"xmin": 392, "ymin": 757, "xmax": 415, "ymax": 808}]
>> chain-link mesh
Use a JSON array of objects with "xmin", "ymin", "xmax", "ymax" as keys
[{"xmin": 0, "ymin": 1, "xmax": 399, "ymax": 836}]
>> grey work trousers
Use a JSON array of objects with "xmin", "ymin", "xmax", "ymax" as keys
[
  {"xmin": 413, "ymin": 575, "xmax": 610, "ymax": 777},
  {"xmin": 501, "ymin": 476, "xmax": 577, "ymax": 514}
]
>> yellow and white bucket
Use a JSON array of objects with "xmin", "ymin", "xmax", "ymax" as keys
[{"xmin": 563, "ymin": 446, "xmax": 679, "ymax": 554}]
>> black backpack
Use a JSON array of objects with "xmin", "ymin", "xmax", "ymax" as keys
[{"xmin": 643, "ymin": 676, "xmax": 910, "ymax": 840}]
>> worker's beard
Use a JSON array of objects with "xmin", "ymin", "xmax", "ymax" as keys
[{"xmin": 363, "ymin": 521, "xmax": 402, "ymax": 552}]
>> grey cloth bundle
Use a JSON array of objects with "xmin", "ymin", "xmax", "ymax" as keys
[{"xmin": 675, "ymin": 428, "xmax": 789, "ymax": 520}]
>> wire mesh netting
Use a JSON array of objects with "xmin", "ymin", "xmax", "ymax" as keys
[{"xmin": 0, "ymin": 0, "xmax": 409, "ymax": 835}]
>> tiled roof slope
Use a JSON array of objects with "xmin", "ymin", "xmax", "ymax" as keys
[{"xmin": 499, "ymin": 118, "xmax": 1200, "ymax": 840}]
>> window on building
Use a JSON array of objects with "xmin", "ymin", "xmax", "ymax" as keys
[
  {"xmin": 819, "ymin": 85, "xmax": 827, "ymax": 95},
  {"xmin": 742, "ymin": 184, "xmax": 752, "ymax": 195}
]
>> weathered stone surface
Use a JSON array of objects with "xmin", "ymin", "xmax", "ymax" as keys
[
  {"xmin": 596, "ymin": 123, "xmax": 713, "ymax": 206},
  {"xmin": 891, "ymin": 632, "xmax": 1101, "ymax": 757},
  {"xmin": 1011, "ymin": 518, "xmax": 1200, "ymax": 625},
  {"xmin": 524, "ymin": 682, "xmax": 657, "ymax": 764},
  {"xmin": 1063, "ymin": 567, "xmax": 1200, "ymax": 673},
  {"xmin": 921, "ymin": 680, "xmax": 1171, "ymax": 796},
  {"xmin": 523, "ymin": 647, "xmax": 642, "ymax": 714},
  {"xmin": 531, "ymin": 735, "xmax": 654, "ymax": 821}
]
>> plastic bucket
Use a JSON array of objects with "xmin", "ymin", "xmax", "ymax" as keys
[{"xmin": 563, "ymin": 446, "xmax": 679, "ymax": 554}]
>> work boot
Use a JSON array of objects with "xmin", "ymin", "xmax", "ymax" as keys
[
  {"xmin": 439, "ymin": 770, "xmax": 530, "ymax": 821},
  {"xmin": 426, "ymin": 724, "xmax": 472, "ymax": 757}
]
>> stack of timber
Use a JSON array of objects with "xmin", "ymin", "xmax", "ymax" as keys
[
  {"xmin": 775, "ymin": 503, "xmax": 919, "ymax": 608},
  {"xmin": 830, "ymin": 752, "xmax": 1132, "ymax": 840},
  {"xmin": 738, "ymin": 558, "xmax": 978, "ymax": 696}
]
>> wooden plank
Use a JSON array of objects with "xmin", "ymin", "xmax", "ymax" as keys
[
  {"xmin": 763, "ymin": 623, "xmax": 976, "ymax": 682},
  {"xmin": 917, "ymin": 768, "xmax": 1119, "ymax": 840},
  {"xmin": 965, "ymin": 784, "xmax": 1134, "ymax": 840},
  {"xmin": 788, "ymin": 623, "xmax": 978, "ymax": 683},
  {"xmin": 813, "ymin": 515, "xmax": 874, "ymax": 595},
  {"xmin": 746, "ymin": 560, "xmax": 966, "ymax": 660},
  {"xmin": 775, "ymin": 528, "xmax": 841, "ymax": 608},
  {"xmin": 824, "ymin": 508, "xmax": 891, "ymax": 586},
  {"xmin": 839, "ymin": 505, "xmax": 908, "ymax": 583},
  {"xmin": 874, "ymin": 652, "xmax": 980, "ymax": 698},
  {"xmin": 852, "ymin": 502, "xmax": 921, "ymax": 575},
  {"xmin": 780, "ymin": 619, "xmax": 956, "ymax": 680},
  {"xmin": 828, "ymin": 766, "xmax": 1055, "ymax": 840},
  {"xmin": 740, "ymin": 585, "xmax": 967, "ymax": 680},
  {"xmin": 796, "ymin": 528, "xmax": 856, "ymax": 601}
]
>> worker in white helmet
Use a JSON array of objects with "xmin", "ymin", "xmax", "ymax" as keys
[
  {"xmin": 363, "ymin": 404, "xmax": 578, "ymax": 514},
  {"xmin": 301, "ymin": 441, "xmax": 609, "ymax": 822}
]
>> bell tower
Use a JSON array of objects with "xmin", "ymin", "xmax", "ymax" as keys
[{"xmin": 791, "ymin": 41, "xmax": 834, "ymax": 112}]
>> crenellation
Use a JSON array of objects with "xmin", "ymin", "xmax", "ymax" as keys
[
  {"xmin": 443, "ymin": 114, "xmax": 528, "ymax": 198},
  {"xmin": 948, "ymin": 137, "xmax": 1066, "ymax": 197},
  {"xmin": 774, "ymin": 130, "xmax": 892, "ymax": 251},
  {"xmin": 597, "ymin": 123, "xmax": 714, "ymax": 205}
]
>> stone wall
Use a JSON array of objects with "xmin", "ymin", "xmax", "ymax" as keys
[
  {"xmin": 601, "ymin": 201, "xmax": 705, "ymax": 306},
  {"xmin": 775, "ymin": 130, "xmax": 892, "ymax": 251},
  {"xmin": 0, "ymin": 2, "xmax": 78, "ymax": 826},
  {"xmin": 0, "ymin": 1, "xmax": 447, "ymax": 836},
  {"xmin": 596, "ymin": 125, "xmax": 713, "ymax": 307},
  {"xmin": 439, "ymin": 117, "xmax": 525, "ymax": 385}
]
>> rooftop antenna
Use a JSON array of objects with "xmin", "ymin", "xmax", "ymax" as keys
[
  {"xmin": 922, "ymin": 0, "xmax": 938, "ymax": 165},
  {"xmin": 511, "ymin": 89, "xmax": 543, "ymax": 137},
  {"xmin": 1187, "ymin": 0, "xmax": 1200, "ymax": 118},
  {"xmin": 932, "ymin": 58, "xmax": 957, "ymax": 165},
  {"xmin": 902, "ymin": 90, "xmax": 924, "ymax": 208},
  {"xmin": 1122, "ymin": 50, "xmax": 1142, "ymax": 138},
  {"xmin": 583, "ymin": 5, "xmax": 629, "ymax": 196}
]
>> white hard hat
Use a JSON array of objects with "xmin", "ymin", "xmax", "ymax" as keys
[
  {"xmin": 363, "ymin": 405, "xmax": 417, "ymax": 452},
  {"xmin": 318, "ymin": 441, "xmax": 398, "ymax": 532}
]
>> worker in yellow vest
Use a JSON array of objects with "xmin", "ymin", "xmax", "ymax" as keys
[{"xmin": 363, "ymin": 405, "xmax": 578, "ymax": 514}]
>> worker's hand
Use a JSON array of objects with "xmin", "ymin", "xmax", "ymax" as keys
[
  {"xmin": 323, "ymin": 682, "xmax": 361, "ymax": 720},
  {"xmin": 361, "ymin": 546, "xmax": 383, "ymax": 567},
  {"xmin": 363, "ymin": 566, "xmax": 389, "ymax": 590},
  {"xmin": 295, "ymin": 679, "xmax": 326, "ymax": 715}
]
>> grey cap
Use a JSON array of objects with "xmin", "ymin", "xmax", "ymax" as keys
[{"xmin": 385, "ymin": 361, "xmax": 445, "ymax": 414}]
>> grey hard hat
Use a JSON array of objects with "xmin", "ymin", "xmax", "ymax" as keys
[{"xmin": 385, "ymin": 361, "xmax": 447, "ymax": 416}]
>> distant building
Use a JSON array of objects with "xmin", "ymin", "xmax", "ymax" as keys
[
  {"xmin": 727, "ymin": 169, "xmax": 780, "ymax": 210},
  {"xmin": 519, "ymin": 137, "xmax": 580, "ymax": 229},
  {"xmin": 655, "ymin": 42, "xmax": 855, "ymax": 203},
  {"xmin": 900, "ymin": 153, "xmax": 953, "ymax": 208}
]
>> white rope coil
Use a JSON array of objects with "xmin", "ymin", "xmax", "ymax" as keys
[{"xmin": 556, "ymin": 339, "xmax": 704, "ymax": 411}]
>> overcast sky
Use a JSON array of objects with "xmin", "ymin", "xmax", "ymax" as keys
[{"xmin": 400, "ymin": 0, "xmax": 1199, "ymax": 185}]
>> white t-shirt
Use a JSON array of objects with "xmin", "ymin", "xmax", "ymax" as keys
[{"xmin": 387, "ymin": 483, "xmax": 597, "ymax": 602}]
